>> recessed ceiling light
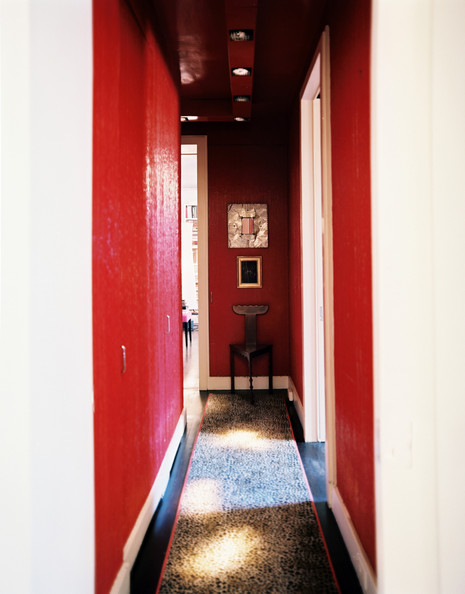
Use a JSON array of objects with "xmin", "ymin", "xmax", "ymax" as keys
[
  {"xmin": 233, "ymin": 95, "xmax": 251, "ymax": 102},
  {"xmin": 232, "ymin": 67, "xmax": 252, "ymax": 77},
  {"xmin": 180, "ymin": 115, "xmax": 198, "ymax": 121},
  {"xmin": 229, "ymin": 30, "xmax": 254, "ymax": 42},
  {"xmin": 234, "ymin": 117, "xmax": 249, "ymax": 122}
]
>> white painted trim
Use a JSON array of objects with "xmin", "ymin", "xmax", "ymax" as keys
[
  {"xmin": 300, "ymin": 63, "xmax": 327, "ymax": 445},
  {"xmin": 330, "ymin": 485, "xmax": 377, "ymax": 594},
  {"xmin": 109, "ymin": 563, "xmax": 131, "ymax": 594},
  {"xmin": 182, "ymin": 136, "xmax": 209, "ymax": 390},
  {"xmin": 287, "ymin": 377, "xmax": 306, "ymax": 438},
  {"xmin": 312, "ymin": 98, "xmax": 326, "ymax": 443},
  {"xmin": 207, "ymin": 376, "xmax": 289, "ymax": 391},
  {"xmin": 320, "ymin": 27, "xmax": 337, "ymax": 503},
  {"xmin": 110, "ymin": 410, "xmax": 187, "ymax": 594},
  {"xmin": 300, "ymin": 95, "xmax": 318, "ymax": 443}
]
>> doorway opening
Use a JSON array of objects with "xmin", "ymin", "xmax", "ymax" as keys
[
  {"xmin": 300, "ymin": 28, "xmax": 336, "ymax": 501},
  {"xmin": 181, "ymin": 143, "xmax": 199, "ymax": 389},
  {"xmin": 181, "ymin": 136, "xmax": 208, "ymax": 396}
]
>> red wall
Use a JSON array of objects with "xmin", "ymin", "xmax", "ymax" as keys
[
  {"xmin": 287, "ymin": 0, "xmax": 375, "ymax": 571},
  {"xmin": 328, "ymin": 0, "xmax": 375, "ymax": 569},
  {"xmin": 93, "ymin": 1, "xmax": 182, "ymax": 592},
  {"xmin": 198, "ymin": 124, "xmax": 290, "ymax": 378}
]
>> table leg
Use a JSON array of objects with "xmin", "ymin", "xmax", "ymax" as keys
[{"xmin": 248, "ymin": 357, "xmax": 254, "ymax": 404}]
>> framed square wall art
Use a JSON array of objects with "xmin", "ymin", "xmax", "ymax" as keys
[
  {"xmin": 237, "ymin": 256, "xmax": 262, "ymax": 288},
  {"xmin": 228, "ymin": 203, "xmax": 268, "ymax": 248}
]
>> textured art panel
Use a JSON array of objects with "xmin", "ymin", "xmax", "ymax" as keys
[{"xmin": 228, "ymin": 203, "xmax": 268, "ymax": 248}]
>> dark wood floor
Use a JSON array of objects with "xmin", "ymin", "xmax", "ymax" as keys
[{"xmin": 131, "ymin": 331, "xmax": 362, "ymax": 593}]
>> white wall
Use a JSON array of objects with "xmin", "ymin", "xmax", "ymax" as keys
[
  {"xmin": 372, "ymin": 1, "xmax": 465, "ymax": 592},
  {"xmin": 431, "ymin": 3, "xmax": 465, "ymax": 591},
  {"xmin": 0, "ymin": 1, "xmax": 94, "ymax": 592}
]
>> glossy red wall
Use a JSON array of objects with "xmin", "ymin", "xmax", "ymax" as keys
[
  {"xmin": 93, "ymin": 1, "xmax": 182, "ymax": 592},
  {"xmin": 329, "ymin": 0, "xmax": 375, "ymax": 569},
  {"xmin": 200, "ymin": 124, "xmax": 290, "ymax": 378},
  {"xmin": 288, "ymin": 0, "xmax": 375, "ymax": 571}
]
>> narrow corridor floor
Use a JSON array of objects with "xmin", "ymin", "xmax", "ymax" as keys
[
  {"xmin": 131, "ymin": 390, "xmax": 362, "ymax": 593},
  {"xmin": 157, "ymin": 392, "xmax": 339, "ymax": 592}
]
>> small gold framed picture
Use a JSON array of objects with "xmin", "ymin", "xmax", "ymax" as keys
[{"xmin": 237, "ymin": 256, "xmax": 262, "ymax": 288}]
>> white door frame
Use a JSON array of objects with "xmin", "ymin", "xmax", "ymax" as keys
[
  {"xmin": 181, "ymin": 135, "xmax": 209, "ymax": 389},
  {"xmin": 300, "ymin": 28, "xmax": 337, "ymax": 498},
  {"xmin": 313, "ymin": 97, "xmax": 326, "ymax": 442}
]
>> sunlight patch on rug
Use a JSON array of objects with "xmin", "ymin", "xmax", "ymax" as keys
[
  {"xmin": 182, "ymin": 479, "xmax": 222, "ymax": 514},
  {"xmin": 179, "ymin": 527, "xmax": 261, "ymax": 577},
  {"xmin": 216, "ymin": 428, "xmax": 270, "ymax": 450}
]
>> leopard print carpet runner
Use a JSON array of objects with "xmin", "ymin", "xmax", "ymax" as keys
[{"xmin": 157, "ymin": 393, "xmax": 340, "ymax": 593}]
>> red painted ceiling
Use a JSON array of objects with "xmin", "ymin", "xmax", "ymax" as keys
[{"xmin": 149, "ymin": 0, "xmax": 327, "ymax": 122}]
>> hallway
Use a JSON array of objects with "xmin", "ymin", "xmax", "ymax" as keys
[{"xmin": 3, "ymin": 2, "xmax": 465, "ymax": 593}]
